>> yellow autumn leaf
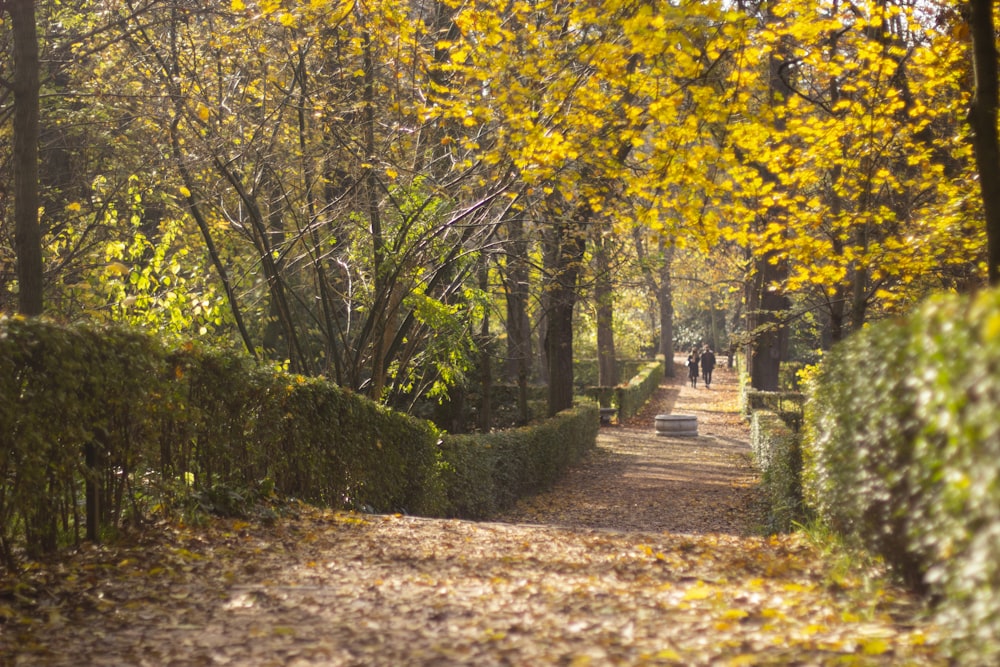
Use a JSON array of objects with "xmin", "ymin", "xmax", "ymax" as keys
[
  {"xmin": 682, "ymin": 581, "xmax": 715, "ymax": 601},
  {"xmin": 231, "ymin": 0, "xmax": 245, "ymax": 9},
  {"xmin": 652, "ymin": 649, "xmax": 681, "ymax": 660},
  {"xmin": 196, "ymin": 103, "xmax": 210, "ymax": 122},
  {"xmin": 179, "ymin": 186, "xmax": 192, "ymax": 198},
  {"xmin": 862, "ymin": 638, "xmax": 891, "ymax": 655},
  {"xmin": 105, "ymin": 262, "xmax": 130, "ymax": 276},
  {"xmin": 783, "ymin": 582, "xmax": 813, "ymax": 593},
  {"xmin": 67, "ymin": 201, "xmax": 82, "ymax": 212}
]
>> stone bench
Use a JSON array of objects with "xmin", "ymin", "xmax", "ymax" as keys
[{"xmin": 654, "ymin": 414, "xmax": 698, "ymax": 437}]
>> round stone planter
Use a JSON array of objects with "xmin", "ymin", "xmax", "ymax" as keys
[{"xmin": 654, "ymin": 414, "xmax": 698, "ymax": 437}]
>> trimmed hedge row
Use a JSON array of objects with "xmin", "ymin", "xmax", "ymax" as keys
[
  {"xmin": 581, "ymin": 358, "xmax": 664, "ymax": 419},
  {"xmin": 573, "ymin": 358, "xmax": 654, "ymax": 389},
  {"xmin": 749, "ymin": 410, "xmax": 804, "ymax": 533},
  {"xmin": 615, "ymin": 358, "xmax": 665, "ymax": 420},
  {"xmin": 0, "ymin": 317, "xmax": 598, "ymax": 564},
  {"xmin": 803, "ymin": 288, "xmax": 1000, "ymax": 662},
  {"xmin": 743, "ymin": 389, "xmax": 805, "ymax": 425},
  {"xmin": 438, "ymin": 402, "xmax": 599, "ymax": 519}
]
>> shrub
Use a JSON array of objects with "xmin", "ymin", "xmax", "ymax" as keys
[
  {"xmin": 0, "ymin": 318, "xmax": 597, "ymax": 565},
  {"xmin": 438, "ymin": 401, "xmax": 600, "ymax": 518},
  {"xmin": 615, "ymin": 358, "xmax": 664, "ymax": 420},
  {"xmin": 0, "ymin": 318, "xmax": 169, "ymax": 558},
  {"xmin": 750, "ymin": 410, "xmax": 805, "ymax": 533},
  {"xmin": 803, "ymin": 288, "xmax": 1000, "ymax": 663}
]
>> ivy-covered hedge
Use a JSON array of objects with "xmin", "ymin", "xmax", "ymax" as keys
[
  {"xmin": 0, "ymin": 317, "xmax": 599, "ymax": 565},
  {"xmin": 750, "ymin": 410, "xmax": 804, "ymax": 533},
  {"xmin": 803, "ymin": 288, "xmax": 1000, "ymax": 662}
]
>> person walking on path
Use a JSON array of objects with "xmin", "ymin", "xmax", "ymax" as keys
[
  {"xmin": 701, "ymin": 346, "xmax": 716, "ymax": 388},
  {"xmin": 687, "ymin": 349, "xmax": 700, "ymax": 388}
]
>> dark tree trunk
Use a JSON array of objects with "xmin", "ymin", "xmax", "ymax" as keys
[
  {"xmin": 745, "ymin": 2, "xmax": 791, "ymax": 391},
  {"xmin": 544, "ymin": 219, "xmax": 586, "ymax": 417},
  {"xmin": 747, "ymin": 253, "xmax": 789, "ymax": 391},
  {"xmin": 546, "ymin": 291, "xmax": 576, "ymax": 416},
  {"xmin": 657, "ymin": 240, "xmax": 675, "ymax": 374},
  {"xmin": 968, "ymin": 0, "xmax": 1000, "ymax": 285},
  {"xmin": 478, "ymin": 257, "xmax": 492, "ymax": 432},
  {"xmin": 362, "ymin": 34, "xmax": 388, "ymax": 398},
  {"xmin": 503, "ymin": 215, "xmax": 532, "ymax": 424},
  {"xmin": 11, "ymin": 0, "xmax": 43, "ymax": 315},
  {"xmin": 594, "ymin": 234, "xmax": 618, "ymax": 387},
  {"xmin": 633, "ymin": 230, "xmax": 675, "ymax": 375}
]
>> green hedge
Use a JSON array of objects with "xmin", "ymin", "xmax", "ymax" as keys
[
  {"xmin": 615, "ymin": 358, "xmax": 665, "ymax": 420},
  {"xmin": 0, "ymin": 319, "xmax": 170, "ymax": 557},
  {"xmin": 573, "ymin": 358, "xmax": 652, "ymax": 388},
  {"xmin": 0, "ymin": 317, "xmax": 602, "ymax": 565},
  {"xmin": 750, "ymin": 410, "xmax": 804, "ymax": 533},
  {"xmin": 803, "ymin": 288, "xmax": 1000, "ymax": 663},
  {"xmin": 743, "ymin": 389, "xmax": 804, "ymax": 423},
  {"xmin": 438, "ymin": 402, "xmax": 599, "ymax": 519}
]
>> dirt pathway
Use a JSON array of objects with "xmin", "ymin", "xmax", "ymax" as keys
[
  {"xmin": 0, "ymin": 362, "xmax": 947, "ymax": 666},
  {"xmin": 498, "ymin": 358, "xmax": 757, "ymax": 535}
]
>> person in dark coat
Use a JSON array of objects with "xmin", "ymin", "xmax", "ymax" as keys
[
  {"xmin": 701, "ymin": 345, "xmax": 717, "ymax": 388},
  {"xmin": 687, "ymin": 349, "xmax": 700, "ymax": 388}
]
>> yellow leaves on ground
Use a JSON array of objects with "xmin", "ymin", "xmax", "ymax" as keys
[
  {"xmin": 682, "ymin": 580, "xmax": 720, "ymax": 601},
  {"xmin": 0, "ymin": 507, "xmax": 945, "ymax": 665}
]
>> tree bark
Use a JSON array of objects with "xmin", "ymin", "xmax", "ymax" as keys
[
  {"xmin": 477, "ymin": 257, "xmax": 492, "ymax": 432},
  {"xmin": 362, "ymin": 33, "xmax": 388, "ymax": 398},
  {"xmin": 503, "ymin": 215, "xmax": 532, "ymax": 424},
  {"xmin": 747, "ymin": 254, "xmax": 789, "ymax": 391},
  {"xmin": 657, "ymin": 240, "xmax": 675, "ymax": 374},
  {"xmin": 968, "ymin": 0, "xmax": 1000, "ymax": 285},
  {"xmin": 10, "ymin": 0, "xmax": 44, "ymax": 315},
  {"xmin": 544, "ymin": 217, "xmax": 586, "ymax": 416},
  {"xmin": 594, "ymin": 234, "xmax": 618, "ymax": 387},
  {"xmin": 745, "ymin": 2, "xmax": 791, "ymax": 390},
  {"xmin": 632, "ymin": 229, "xmax": 675, "ymax": 376}
]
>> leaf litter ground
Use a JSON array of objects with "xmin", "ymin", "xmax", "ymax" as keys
[{"xmin": 1, "ymin": 361, "xmax": 946, "ymax": 666}]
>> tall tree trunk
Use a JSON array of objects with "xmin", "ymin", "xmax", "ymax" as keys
[
  {"xmin": 656, "ymin": 240, "xmax": 675, "ymax": 374},
  {"xmin": 478, "ymin": 257, "xmax": 492, "ymax": 432},
  {"xmin": 968, "ymin": 0, "xmax": 1000, "ymax": 285},
  {"xmin": 544, "ymin": 217, "xmax": 586, "ymax": 416},
  {"xmin": 545, "ymin": 291, "xmax": 576, "ymax": 416},
  {"xmin": 362, "ymin": 33, "xmax": 388, "ymax": 398},
  {"xmin": 594, "ymin": 234, "xmax": 618, "ymax": 387},
  {"xmin": 633, "ymin": 229, "xmax": 675, "ymax": 376},
  {"xmin": 503, "ymin": 215, "xmax": 532, "ymax": 424},
  {"xmin": 261, "ymin": 172, "xmax": 289, "ymax": 361},
  {"xmin": 295, "ymin": 50, "xmax": 343, "ymax": 381},
  {"xmin": 11, "ymin": 0, "xmax": 43, "ymax": 316},
  {"xmin": 747, "ymin": 254, "xmax": 789, "ymax": 391},
  {"xmin": 746, "ymin": 2, "xmax": 791, "ymax": 391}
]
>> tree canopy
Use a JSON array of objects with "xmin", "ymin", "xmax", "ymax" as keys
[{"xmin": 0, "ymin": 0, "xmax": 989, "ymax": 408}]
